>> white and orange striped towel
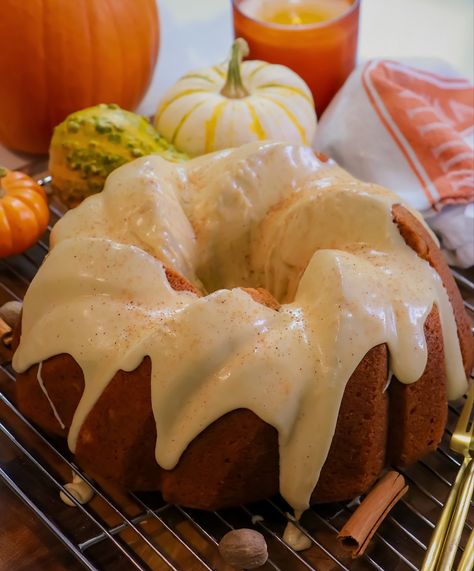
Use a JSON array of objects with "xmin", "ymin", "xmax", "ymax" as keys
[{"xmin": 315, "ymin": 59, "xmax": 474, "ymax": 268}]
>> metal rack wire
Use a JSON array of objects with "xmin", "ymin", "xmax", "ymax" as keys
[{"xmin": 0, "ymin": 162, "xmax": 473, "ymax": 570}]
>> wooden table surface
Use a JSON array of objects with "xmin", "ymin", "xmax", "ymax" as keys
[{"xmin": 0, "ymin": 481, "xmax": 83, "ymax": 571}]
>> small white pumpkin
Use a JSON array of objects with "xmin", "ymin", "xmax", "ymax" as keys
[{"xmin": 154, "ymin": 39, "xmax": 317, "ymax": 156}]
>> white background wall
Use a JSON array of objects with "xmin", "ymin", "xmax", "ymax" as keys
[{"xmin": 137, "ymin": 0, "xmax": 474, "ymax": 115}]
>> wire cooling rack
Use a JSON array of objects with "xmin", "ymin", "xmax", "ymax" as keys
[{"xmin": 0, "ymin": 160, "xmax": 473, "ymax": 571}]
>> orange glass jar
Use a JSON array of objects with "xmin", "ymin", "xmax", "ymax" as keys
[{"xmin": 232, "ymin": 0, "xmax": 361, "ymax": 117}]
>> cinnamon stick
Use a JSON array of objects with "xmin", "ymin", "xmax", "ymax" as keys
[{"xmin": 337, "ymin": 471, "xmax": 408, "ymax": 557}]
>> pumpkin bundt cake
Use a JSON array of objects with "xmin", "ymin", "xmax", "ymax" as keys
[{"xmin": 13, "ymin": 142, "xmax": 473, "ymax": 514}]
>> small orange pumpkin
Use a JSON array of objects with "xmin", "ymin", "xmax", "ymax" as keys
[{"xmin": 0, "ymin": 168, "xmax": 50, "ymax": 257}]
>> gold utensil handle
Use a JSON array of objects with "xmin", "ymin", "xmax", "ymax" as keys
[
  {"xmin": 438, "ymin": 458, "xmax": 474, "ymax": 571},
  {"xmin": 457, "ymin": 525, "xmax": 474, "ymax": 571},
  {"xmin": 421, "ymin": 457, "xmax": 472, "ymax": 571}
]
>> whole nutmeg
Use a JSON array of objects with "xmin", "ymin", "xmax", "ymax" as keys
[
  {"xmin": 0, "ymin": 301, "xmax": 22, "ymax": 329},
  {"xmin": 218, "ymin": 528, "xmax": 268, "ymax": 569}
]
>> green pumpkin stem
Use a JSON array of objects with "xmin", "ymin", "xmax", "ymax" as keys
[{"xmin": 220, "ymin": 38, "xmax": 250, "ymax": 99}]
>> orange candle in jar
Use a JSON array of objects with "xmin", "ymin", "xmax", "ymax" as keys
[{"xmin": 232, "ymin": 0, "xmax": 360, "ymax": 117}]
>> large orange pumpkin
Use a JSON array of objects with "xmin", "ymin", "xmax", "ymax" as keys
[{"xmin": 0, "ymin": 0, "xmax": 160, "ymax": 154}]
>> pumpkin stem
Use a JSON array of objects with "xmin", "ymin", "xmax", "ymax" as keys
[
  {"xmin": 0, "ymin": 167, "xmax": 7, "ymax": 179},
  {"xmin": 220, "ymin": 38, "xmax": 250, "ymax": 99}
]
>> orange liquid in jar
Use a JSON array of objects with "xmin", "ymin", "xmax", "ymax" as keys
[
  {"xmin": 242, "ymin": 0, "xmax": 352, "ymax": 25},
  {"xmin": 233, "ymin": 0, "xmax": 360, "ymax": 116}
]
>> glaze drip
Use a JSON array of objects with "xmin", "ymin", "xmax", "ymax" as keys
[
  {"xmin": 13, "ymin": 142, "xmax": 467, "ymax": 513},
  {"xmin": 37, "ymin": 362, "xmax": 65, "ymax": 430}
]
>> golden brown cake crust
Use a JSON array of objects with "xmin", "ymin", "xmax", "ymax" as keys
[
  {"xmin": 312, "ymin": 344, "xmax": 388, "ymax": 503},
  {"xmin": 164, "ymin": 267, "xmax": 201, "ymax": 296},
  {"xmin": 14, "ymin": 205, "xmax": 473, "ymax": 509},
  {"xmin": 240, "ymin": 287, "xmax": 281, "ymax": 311},
  {"xmin": 392, "ymin": 204, "xmax": 474, "ymax": 375},
  {"xmin": 15, "ymin": 350, "xmax": 83, "ymax": 438},
  {"xmin": 388, "ymin": 307, "xmax": 447, "ymax": 466}
]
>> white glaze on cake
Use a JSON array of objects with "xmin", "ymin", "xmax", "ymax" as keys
[
  {"xmin": 13, "ymin": 142, "xmax": 467, "ymax": 515},
  {"xmin": 59, "ymin": 471, "xmax": 94, "ymax": 506},
  {"xmin": 37, "ymin": 362, "xmax": 65, "ymax": 430},
  {"xmin": 283, "ymin": 517, "xmax": 312, "ymax": 551}
]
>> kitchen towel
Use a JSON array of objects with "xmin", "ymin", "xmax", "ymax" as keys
[{"xmin": 315, "ymin": 58, "xmax": 474, "ymax": 267}]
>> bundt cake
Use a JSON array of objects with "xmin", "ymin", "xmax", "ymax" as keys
[{"xmin": 13, "ymin": 142, "xmax": 473, "ymax": 515}]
